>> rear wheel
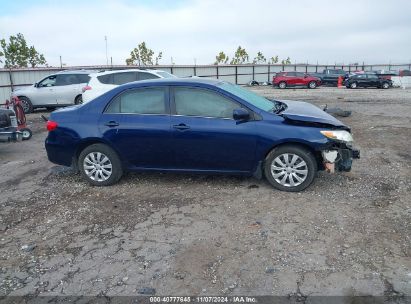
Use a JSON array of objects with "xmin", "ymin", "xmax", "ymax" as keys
[
  {"xmin": 19, "ymin": 97, "xmax": 33, "ymax": 114},
  {"xmin": 75, "ymin": 95, "xmax": 83, "ymax": 105},
  {"xmin": 308, "ymin": 81, "xmax": 317, "ymax": 89},
  {"xmin": 264, "ymin": 145, "xmax": 317, "ymax": 192},
  {"xmin": 350, "ymin": 82, "xmax": 357, "ymax": 89},
  {"xmin": 78, "ymin": 144, "xmax": 123, "ymax": 186},
  {"xmin": 278, "ymin": 81, "xmax": 287, "ymax": 89}
]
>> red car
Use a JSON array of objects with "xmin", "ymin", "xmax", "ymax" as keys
[{"xmin": 273, "ymin": 72, "xmax": 322, "ymax": 89}]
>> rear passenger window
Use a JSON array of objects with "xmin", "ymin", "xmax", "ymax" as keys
[
  {"xmin": 55, "ymin": 74, "xmax": 78, "ymax": 86},
  {"xmin": 97, "ymin": 74, "xmax": 113, "ymax": 84},
  {"xmin": 112, "ymin": 72, "xmax": 137, "ymax": 85},
  {"xmin": 76, "ymin": 74, "xmax": 91, "ymax": 84},
  {"xmin": 138, "ymin": 72, "xmax": 160, "ymax": 80},
  {"xmin": 286, "ymin": 72, "xmax": 296, "ymax": 77},
  {"xmin": 106, "ymin": 88, "xmax": 167, "ymax": 114}
]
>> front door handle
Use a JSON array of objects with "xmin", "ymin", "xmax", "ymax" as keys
[
  {"xmin": 105, "ymin": 121, "xmax": 119, "ymax": 127},
  {"xmin": 173, "ymin": 123, "xmax": 190, "ymax": 130}
]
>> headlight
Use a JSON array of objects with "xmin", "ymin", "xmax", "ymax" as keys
[{"xmin": 320, "ymin": 130, "xmax": 353, "ymax": 143}]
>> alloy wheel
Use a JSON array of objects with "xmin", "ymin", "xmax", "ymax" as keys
[{"xmin": 21, "ymin": 100, "xmax": 30, "ymax": 113}]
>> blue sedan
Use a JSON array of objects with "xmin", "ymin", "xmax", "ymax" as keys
[{"xmin": 45, "ymin": 78, "xmax": 359, "ymax": 192}]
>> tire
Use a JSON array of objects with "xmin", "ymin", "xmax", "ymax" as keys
[
  {"xmin": 21, "ymin": 128, "xmax": 32, "ymax": 140},
  {"xmin": 264, "ymin": 145, "xmax": 317, "ymax": 192},
  {"xmin": 78, "ymin": 144, "xmax": 123, "ymax": 186},
  {"xmin": 382, "ymin": 82, "xmax": 390, "ymax": 89},
  {"xmin": 19, "ymin": 97, "xmax": 33, "ymax": 114},
  {"xmin": 308, "ymin": 81, "xmax": 317, "ymax": 89},
  {"xmin": 350, "ymin": 82, "xmax": 357, "ymax": 89},
  {"xmin": 75, "ymin": 95, "xmax": 83, "ymax": 105},
  {"xmin": 278, "ymin": 82, "xmax": 287, "ymax": 89}
]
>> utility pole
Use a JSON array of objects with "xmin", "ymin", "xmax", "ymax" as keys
[
  {"xmin": 105, "ymin": 36, "xmax": 108, "ymax": 66},
  {"xmin": 59, "ymin": 56, "xmax": 62, "ymax": 69}
]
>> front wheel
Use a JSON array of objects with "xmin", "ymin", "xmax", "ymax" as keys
[
  {"xmin": 382, "ymin": 82, "xmax": 390, "ymax": 89},
  {"xmin": 308, "ymin": 81, "xmax": 317, "ymax": 89},
  {"xmin": 78, "ymin": 144, "xmax": 123, "ymax": 186},
  {"xmin": 278, "ymin": 82, "xmax": 287, "ymax": 89},
  {"xmin": 19, "ymin": 97, "xmax": 33, "ymax": 114},
  {"xmin": 264, "ymin": 145, "xmax": 317, "ymax": 192},
  {"xmin": 350, "ymin": 82, "xmax": 357, "ymax": 89}
]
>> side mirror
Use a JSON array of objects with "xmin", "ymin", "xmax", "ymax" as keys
[
  {"xmin": 34, "ymin": 83, "xmax": 38, "ymax": 87},
  {"xmin": 233, "ymin": 108, "xmax": 250, "ymax": 121},
  {"xmin": 304, "ymin": 74, "xmax": 308, "ymax": 78}
]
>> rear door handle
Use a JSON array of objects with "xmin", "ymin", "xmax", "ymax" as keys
[
  {"xmin": 173, "ymin": 123, "xmax": 190, "ymax": 130},
  {"xmin": 105, "ymin": 121, "xmax": 119, "ymax": 127}
]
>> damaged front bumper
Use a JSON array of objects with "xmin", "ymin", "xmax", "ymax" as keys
[{"xmin": 321, "ymin": 145, "xmax": 360, "ymax": 173}]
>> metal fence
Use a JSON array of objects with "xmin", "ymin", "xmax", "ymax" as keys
[{"xmin": 1, "ymin": 63, "xmax": 411, "ymax": 101}]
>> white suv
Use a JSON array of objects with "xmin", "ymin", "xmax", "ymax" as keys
[
  {"xmin": 12, "ymin": 70, "xmax": 93, "ymax": 113},
  {"xmin": 82, "ymin": 69, "xmax": 176, "ymax": 103}
]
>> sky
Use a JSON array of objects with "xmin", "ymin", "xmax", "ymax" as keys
[{"xmin": 0, "ymin": 0, "xmax": 410, "ymax": 67}]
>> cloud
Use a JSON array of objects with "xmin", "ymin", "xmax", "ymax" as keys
[{"xmin": 0, "ymin": 0, "xmax": 410, "ymax": 66}]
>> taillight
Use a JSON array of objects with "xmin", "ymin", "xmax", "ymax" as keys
[
  {"xmin": 82, "ymin": 85, "xmax": 92, "ymax": 93},
  {"xmin": 46, "ymin": 120, "xmax": 58, "ymax": 131}
]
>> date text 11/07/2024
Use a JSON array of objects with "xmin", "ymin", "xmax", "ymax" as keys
[{"xmin": 149, "ymin": 296, "xmax": 257, "ymax": 303}]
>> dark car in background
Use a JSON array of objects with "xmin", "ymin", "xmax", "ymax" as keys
[
  {"xmin": 345, "ymin": 73, "xmax": 392, "ymax": 89},
  {"xmin": 273, "ymin": 72, "xmax": 322, "ymax": 89},
  {"xmin": 45, "ymin": 78, "xmax": 359, "ymax": 192},
  {"xmin": 309, "ymin": 69, "xmax": 346, "ymax": 86}
]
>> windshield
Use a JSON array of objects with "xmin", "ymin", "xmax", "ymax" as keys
[{"xmin": 219, "ymin": 82, "xmax": 277, "ymax": 111}]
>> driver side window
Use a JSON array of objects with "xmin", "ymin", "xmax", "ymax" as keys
[
  {"xmin": 174, "ymin": 87, "xmax": 239, "ymax": 119},
  {"xmin": 39, "ymin": 76, "xmax": 56, "ymax": 87}
]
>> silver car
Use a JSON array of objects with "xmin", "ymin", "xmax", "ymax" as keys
[{"xmin": 12, "ymin": 70, "xmax": 92, "ymax": 113}]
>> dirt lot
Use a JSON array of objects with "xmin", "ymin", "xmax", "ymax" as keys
[{"xmin": 0, "ymin": 87, "xmax": 410, "ymax": 300}]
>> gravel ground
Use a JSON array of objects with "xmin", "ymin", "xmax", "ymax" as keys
[{"xmin": 0, "ymin": 86, "xmax": 410, "ymax": 300}]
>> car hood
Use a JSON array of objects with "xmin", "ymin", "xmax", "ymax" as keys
[
  {"xmin": 12, "ymin": 85, "xmax": 33, "ymax": 92},
  {"xmin": 278, "ymin": 100, "xmax": 349, "ymax": 130}
]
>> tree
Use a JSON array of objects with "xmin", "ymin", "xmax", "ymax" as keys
[
  {"xmin": 230, "ymin": 46, "xmax": 249, "ymax": 65},
  {"xmin": 269, "ymin": 56, "xmax": 279, "ymax": 64},
  {"xmin": 155, "ymin": 52, "xmax": 163, "ymax": 65},
  {"xmin": 126, "ymin": 42, "xmax": 162, "ymax": 66},
  {"xmin": 0, "ymin": 49, "xmax": 3, "ymax": 64},
  {"xmin": 215, "ymin": 51, "xmax": 229, "ymax": 65},
  {"xmin": 253, "ymin": 51, "xmax": 266, "ymax": 64},
  {"xmin": 0, "ymin": 33, "xmax": 47, "ymax": 68},
  {"xmin": 281, "ymin": 57, "xmax": 291, "ymax": 65},
  {"xmin": 28, "ymin": 46, "xmax": 47, "ymax": 68}
]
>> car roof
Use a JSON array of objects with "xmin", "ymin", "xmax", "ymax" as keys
[
  {"xmin": 120, "ymin": 77, "xmax": 223, "ymax": 88},
  {"xmin": 56, "ymin": 69, "xmax": 96, "ymax": 74},
  {"xmin": 89, "ymin": 69, "xmax": 167, "ymax": 76}
]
